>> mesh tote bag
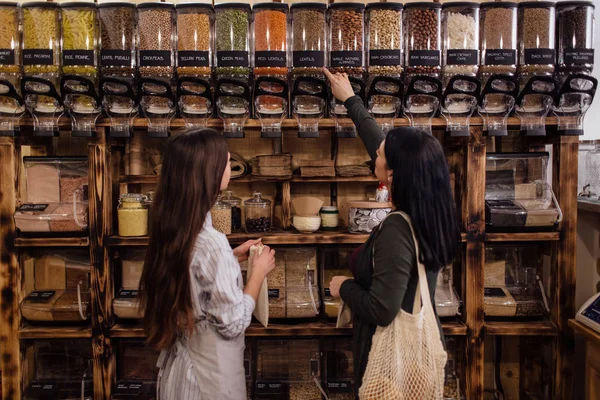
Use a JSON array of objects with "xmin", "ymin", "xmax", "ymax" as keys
[{"xmin": 359, "ymin": 212, "xmax": 447, "ymax": 400}]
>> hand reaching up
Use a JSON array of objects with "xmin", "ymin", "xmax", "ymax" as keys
[{"xmin": 323, "ymin": 67, "xmax": 356, "ymax": 103}]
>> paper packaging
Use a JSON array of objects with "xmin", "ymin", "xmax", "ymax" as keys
[
  {"xmin": 292, "ymin": 196, "xmax": 324, "ymax": 217},
  {"xmin": 248, "ymin": 244, "xmax": 269, "ymax": 327}
]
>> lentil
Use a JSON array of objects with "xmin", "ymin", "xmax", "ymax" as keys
[
  {"xmin": 0, "ymin": 5, "xmax": 19, "ymax": 74},
  {"xmin": 99, "ymin": 6, "xmax": 136, "ymax": 77},
  {"xmin": 269, "ymin": 252, "xmax": 286, "ymax": 318},
  {"xmin": 23, "ymin": 6, "xmax": 60, "ymax": 75},
  {"xmin": 291, "ymin": 7, "xmax": 326, "ymax": 75},
  {"xmin": 177, "ymin": 10, "xmax": 212, "ymax": 77},
  {"xmin": 480, "ymin": 6, "xmax": 517, "ymax": 75},
  {"xmin": 330, "ymin": 6, "xmax": 365, "ymax": 74},
  {"xmin": 254, "ymin": 8, "xmax": 288, "ymax": 76},
  {"xmin": 60, "ymin": 175, "xmax": 87, "ymax": 203},
  {"xmin": 138, "ymin": 7, "xmax": 174, "ymax": 77},
  {"xmin": 405, "ymin": 5, "xmax": 441, "ymax": 75},
  {"xmin": 62, "ymin": 7, "xmax": 97, "ymax": 77},
  {"xmin": 368, "ymin": 7, "xmax": 403, "ymax": 76}
]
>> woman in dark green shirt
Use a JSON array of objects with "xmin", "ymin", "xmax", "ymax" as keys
[{"xmin": 323, "ymin": 68, "xmax": 461, "ymax": 396}]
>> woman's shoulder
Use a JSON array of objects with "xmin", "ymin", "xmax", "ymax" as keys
[{"xmin": 375, "ymin": 212, "xmax": 416, "ymax": 255}]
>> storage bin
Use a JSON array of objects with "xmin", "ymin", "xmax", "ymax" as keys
[
  {"xmin": 60, "ymin": 2, "xmax": 98, "ymax": 79},
  {"xmin": 322, "ymin": 338, "xmax": 354, "ymax": 400},
  {"xmin": 176, "ymin": 0, "xmax": 213, "ymax": 78},
  {"xmin": 111, "ymin": 340, "xmax": 158, "ymax": 400},
  {"xmin": 557, "ymin": 1, "xmax": 595, "ymax": 77},
  {"xmin": 137, "ymin": 2, "xmax": 175, "ymax": 78},
  {"xmin": 98, "ymin": 0, "xmax": 136, "ymax": 78},
  {"xmin": 366, "ymin": 2, "xmax": 403, "ymax": 77},
  {"xmin": 404, "ymin": 2, "xmax": 442, "ymax": 79},
  {"xmin": 442, "ymin": 2, "xmax": 479, "ymax": 86},
  {"xmin": 348, "ymin": 201, "xmax": 393, "ymax": 234},
  {"xmin": 479, "ymin": 2, "xmax": 517, "ymax": 82},
  {"xmin": 15, "ymin": 203, "xmax": 89, "ymax": 233},
  {"xmin": 290, "ymin": 2, "xmax": 327, "ymax": 77},
  {"xmin": 24, "ymin": 156, "xmax": 88, "ymax": 204},
  {"xmin": 214, "ymin": 2, "xmax": 251, "ymax": 78},
  {"xmin": 517, "ymin": 2, "xmax": 556, "ymax": 79},
  {"xmin": 321, "ymin": 247, "xmax": 354, "ymax": 318},
  {"xmin": 253, "ymin": 2, "xmax": 289, "ymax": 77},
  {"xmin": 435, "ymin": 266, "xmax": 461, "ymax": 318},
  {"xmin": 329, "ymin": 3, "xmax": 365, "ymax": 75}
]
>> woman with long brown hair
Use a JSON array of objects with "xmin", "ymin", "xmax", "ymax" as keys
[{"xmin": 139, "ymin": 129, "xmax": 276, "ymax": 399}]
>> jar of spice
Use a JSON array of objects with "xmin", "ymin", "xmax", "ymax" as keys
[
  {"xmin": 98, "ymin": 0, "xmax": 136, "ymax": 78},
  {"xmin": 244, "ymin": 191, "xmax": 271, "ymax": 233},
  {"xmin": 290, "ymin": 2, "xmax": 327, "ymax": 78},
  {"xmin": 404, "ymin": 2, "xmax": 442, "ymax": 78},
  {"xmin": 556, "ymin": 1, "xmax": 595, "ymax": 77},
  {"xmin": 176, "ymin": 0, "xmax": 213, "ymax": 78},
  {"xmin": 479, "ymin": 2, "xmax": 518, "ymax": 81},
  {"xmin": 221, "ymin": 190, "xmax": 242, "ymax": 232},
  {"xmin": 517, "ymin": 2, "xmax": 556, "ymax": 81},
  {"xmin": 442, "ymin": 2, "xmax": 480, "ymax": 87},
  {"xmin": 214, "ymin": 3, "xmax": 251, "ymax": 78},
  {"xmin": 253, "ymin": 2, "xmax": 289, "ymax": 77},
  {"xmin": 366, "ymin": 2, "xmax": 403, "ymax": 78},
  {"xmin": 211, "ymin": 195, "xmax": 232, "ymax": 235},
  {"xmin": 329, "ymin": 3, "xmax": 366, "ymax": 76},
  {"xmin": 137, "ymin": 2, "xmax": 176, "ymax": 78},
  {"xmin": 118, "ymin": 193, "xmax": 149, "ymax": 237},
  {"xmin": 319, "ymin": 206, "xmax": 339, "ymax": 231}
]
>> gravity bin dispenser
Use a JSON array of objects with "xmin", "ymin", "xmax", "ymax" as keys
[
  {"xmin": 330, "ymin": 76, "xmax": 365, "ymax": 138},
  {"xmin": 254, "ymin": 76, "xmax": 289, "ymax": 139},
  {"xmin": 367, "ymin": 76, "xmax": 403, "ymax": 134},
  {"xmin": 100, "ymin": 77, "xmax": 138, "ymax": 138},
  {"xmin": 404, "ymin": 75, "xmax": 442, "ymax": 134},
  {"xmin": 514, "ymin": 76, "xmax": 558, "ymax": 136},
  {"xmin": 292, "ymin": 76, "xmax": 327, "ymax": 138},
  {"xmin": 138, "ymin": 78, "xmax": 176, "ymax": 137},
  {"xmin": 216, "ymin": 78, "xmax": 251, "ymax": 138},
  {"xmin": 478, "ymin": 74, "xmax": 519, "ymax": 137},
  {"xmin": 440, "ymin": 75, "xmax": 481, "ymax": 137},
  {"xmin": 61, "ymin": 75, "xmax": 101, "ymax": 137},
  {"xmin": 177, "ymin": 77, "xmax": 213, "ymax": 129},
  {"xmin": 552, "ymin": 74, "xmax": 597, "ymax": 135}
]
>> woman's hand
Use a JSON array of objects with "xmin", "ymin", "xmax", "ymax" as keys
[
  {"xmin": 251, "ymin": 246, "xmax": 276, "ymax": 279},
  {"xmin": 233, "ymin": 239, "xmax": 262, "ymax": 263},
  {"xmin": 329, "ymin": 276, "xmax": 352, "ymax": 299},
  {"xmin": 323, "ymin": 67, "xmax": 355, "ymax": 103}
]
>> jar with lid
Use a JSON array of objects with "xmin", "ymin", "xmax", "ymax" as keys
[
  {"xmin": 214, "ymin": 3, "xmax": 251, "ymax": 79},
  {"xmin": 517, "ymin": 2, "xmax": 556, "ymax": 83},
  {"xmin": 584, "ymin": 140, "xmax": 600, "ymax": 201},
  {"xmin": 137, "ymin": 2, "xmax": 175, "ymax": 79},
  {"xmin": 211, "ymin": 195, "xmax": 232, "ymax": 235},
  {"xmin": 442, "ymin": 2, "xmax": 480, "ymax": 88},
  {"xmin": 290, "ymin": 2, "xmax": 327, "ymax": 78},
  {"xmin": 366, "ymin": 2, "xmax": 403, "ymax": 78},
  {"xmin": 404, "ymin": 2, "xmax": 442, "ymax": 79},
  {"xmin": 176, "ymin": 0, "xmax": 214, "ymax": 79},
  {"xmin": 319, "ymin": 206, "xmax": 339, "ymax": 231},
  {"xmin": 479, "ymin": 2, "xmax": 518, "ymax": 82},
  {"xmin": 556, "ymin": 1, "xmax": 595, "ymax": 77},
  {"xmin": 0, "ymin": 0, "xmax": 24, "ymax": 137},
  {"xmin": 244, "ymin": 191, "xmax": 271, "ymax": 233},
  {"xmin": 253, "ymin": 2, "xmax": 289, "ymax": 78},
  {"xmin": 329, "ymin": 3, "xmax": 366, "ymax": 76},
  {"xmin": 98, "ymin": 0, "xmax": 136, "ymax": 79},
  {"xmin": 118, "ymin": 193, "xmax": 149, "ymax": 237},
  {"xmin": 221, "ymin": 190, "xmax": 242, "ymax": 232}
]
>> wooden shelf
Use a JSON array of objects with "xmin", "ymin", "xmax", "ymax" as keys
[
  {"xmin": 14, "ymin": 237, "xmax": 90, "ymax": 247},
  {"xmin": 120, "ymin": 174, "xmax": 379, "ymax": 185},
  {"xmin": 485, "ymin": 232, "xmax": 560, "ymax": 242},
  {"xmin": 18, "ymin": 325, "xmax": 93, "ymax": 339},
  {"xmin": 570, "ymin": 319, "xmax": 600, "ymax": 344},
  {"xmin": 484, "ymin": 321, "xmax": 559, "ymax": 336},
  {"xmin": 578, "ymin": 199, "xmax": 600, "ymax": 214}
]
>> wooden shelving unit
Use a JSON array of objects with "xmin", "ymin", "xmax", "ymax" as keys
[{"xmin": 0, "ymin": 118, "xmax": 579, "ymax": 400}]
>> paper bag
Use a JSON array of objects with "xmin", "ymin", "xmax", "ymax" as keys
[
  {"xmin": 248, "ymin": 245, "xmax": 269, "ymax": 327},
  {"xmin": 336, "ymin": 299, "xmax": 352, "ymax": 328}
]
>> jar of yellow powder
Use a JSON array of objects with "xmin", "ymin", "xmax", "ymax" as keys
[{"xmin": 118, "ymin": 193, "xmax": 149, "ymax": 237}]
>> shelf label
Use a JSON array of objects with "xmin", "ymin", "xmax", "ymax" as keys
[
  {"xmin": 0, "ymin": 49, "xmax": 15, "ymax": 65},
  {"xmin": 369, "ymin": 49, "xmax": 402, "ymax": 66},
  {"xmin": 485, "ymin": 49, "xmax": 516, "ymax": 65},
  {"xmin": 25, "ymin": 382, "xmax": 59, "ymax": 398},
  {"xmin": 484, "ymin": 287, "xmax": 507, "ymax": 298},
  {"xmin": 324, "ymin": 288, "xmax": 331, "ymax": 297},
  {"xmin": 101, "ymin": 50, "xmax": 132, "ymax": 67},
  {"xmin": 178, "ymin": 51, "xmax": 210, "ymax": 67},
  {"xmin": 268, "ymin": 289, "xmax": 280, "ymax": 299},
  {"xmin": 330, "ymin": 51, "xmax": 363, "ymax": 68},
  {"xmin": 63, "ymin": 50, "xmax": 95, "ymax": 66},
  {"xmin": 217, "ymin": 51, "xmax": 249, "ymax": 67},
  {"xmin": 255, "ymin": 381, "xmax": 288, "ymax": 395},
  {"xmin": 327, "ymin": 379, "xmax": 353, "ymax": 393},
  {"xmin": 139, "ymin": 51, "xmax": 172, "ymax": 67},
  {"xmin": 408, "ymin": 50, "xmax": 441, "ymax": 67},
  {"xmin": 565, "ymin": 48, "xmax": 595, "ymax": 65},
  {"xmin": 115, "ymin": 381, "xmax": 145, "ymax": 394},
  {"xmin": 524, "ymin": 48, "xmax": 555, "ymax": 65},
  {"xmin": 446, "ymin": 49, "xmax": 478, "ymax": 66},
  {"xmin": 26, "ymin": 290, "xmax": 56, "ymax": 302},
  {"xmin": 117, "ymin": 289, "xmax": 139, "ymax": 299},
  {"xmin": 293, "ymin": 51, "xmax": 325, "ymax": 68},
  {"xmin": 255, "ymin": 51, "xmax": 287, "ymax": 68},
  {"xmin": 23, "ymin": 49, "xmax": 53, "ymax": 66},
  {"xmin": 18, "ymin": 204, "xmax": 48, "ymax": 212}
]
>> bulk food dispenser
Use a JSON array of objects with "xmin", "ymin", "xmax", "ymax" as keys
[
  {"xmin": 292, "ymin": 76, "xmax": 327, "ymax": 138},
  {"xmin": 367, "ymin": 76, "xmax": 403, "ymax": 134},
  {"xmin": 21, "ymin": 0, "xmax": 63, "ymax": 137},
  {"xmin": 176, "ymin": 0, "xmax": 214, "ymax": 128},
  {"xmin": 111, "ymin": 341, "xmax": 158, "ymax": 399},
  {"xmin": 404, "ymin": 76, "xmax": 442, "ymax": 134},
  {"xmin": 214, "ymin": 1, "xmax": 252, "ymax": 136},
  {"xmin": 98, "ymin": 0, "xmax": 138, "ymax": 138},
  {"xmin": 366, "ymin": 2, "xmax": 403, "ymax": 84},
  {"xmin": 0, "ymin": 0, "xmax": 25, "ymax": 137},
  {"xmin": 137, "ymin": 1, "xmax": 176, "ymax": 137},
  {"xmin": 331, "ymin": 76, "xmax": 365, "ymax": 138},
  {"xmin": 60, "ymin": 1, "xmax": 101, "ymax": 137},
  {"xmin": 441, "ymin": 75, "xmax": 480, "ymax": 137}
]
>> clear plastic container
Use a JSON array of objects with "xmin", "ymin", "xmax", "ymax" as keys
[
  {"xmin": 120, "ymin": 248, "xmax": 146, "ymax": 290},
  {"xmin": 292, "ymin": 76, "xmax": 327, "ymax": 138},
  {"xmin": 485, "ymin": 152, "xmax": 562, "ymax": 231},
  {"xmin": 583, "ymin": 141, "xmax": 600, "ymax": 200},
  {"xmin": 321, "ymin": 248, "xmax": 354, "ymax": 318},
  {"xmin": 111, "ymin": 340, "xmax": 158, "ymax": 399},
  {"xmin": 331, "ymin": 76, "xmax": 365, "ymax": 138},
  {"xmin": 60, "ymin": 2, "xmax": 98, "ymax": 79},
  {"xmin": 443, "ymin": 339, "xmax": 462, "ymax": 400},
  {"xmin": 435, "ymin": 265, "xmax": 461, "ymax": 318},
  {"xmin": 442, "ymin": 2, "xmax": 480, "ymax": 86},
  {"xmin": 368, "ymin": 76, "xmax": 403, "ymax": 133},
  {"xmin": 212, "ymin": 194, "xmax": 232, "ymax": 235},
  {"xmin": 178, "ymin": 76, "xmax": 213, "ymax": 129},
  {"xmin": 221, "ymin": 190, "xmax": 242, "ymax": 231},
  {"xmin": 290, "ymin": 2, "xmax": 327, "ymax": 77},
  {"xmin": 479, "ymin": 2, "xmax": 518, "ymax": 80},
  {"xmin": 404, "ymin": 2, "xmax": 442, "ymax": 78},
  {"xmin": 216, "ymin": 78, "xmax": 251, "ymax": 137},
  {"xmin": 329, "ymin": 3, "xmax": 365, "ymax": 75},
  {"xmin": 113, "ymin": 293, "xmax": 143, "ymax": 320},
  {"xmin": 14, "ymin": 203, "xmax": 89, "ymax": 233},
  {"xmin": 176, "ymin": 1, "xmax": 213, "ymax": 78},
  {"xmin": 98, "ymin": 1, "xmax": 136, "ymax": 78},
  {"xmin": 322, "ymin": 338, "xmax": 354, "ymax": 400},
  {"xmin": 254, "ymin": 76, "xmax": 288, "ymax": 138},
  {"xmin": 366, "ymin": 2, "xmax": 403, "ymax": 77},
  {"xmin": 557, "ymin": 1, "xmax": 595, "ymax": 77},
  {"xmin": 137, "ymin": 2, "xmax": 175, "ymax": 78},
  {"xmin": 517, "ymin": 2, "xmax": 556, "ymax": 79},
  {"xmin": 118, "ymin": 193, "xmax": 149, "ymax": 237},
  {"xmin": 348, "ymin": 201, "xmax": 392, "ymax": 234},
  {"xmin": 285, "ymin": 248, "xmax": 319, "ymax": 319},
  {"xmin": 214, "ymin": 3, "xmax": 251, "ymax": 78},
  {"xmin": 253, "ymin": 2, "xmax": 289, "ymax": 77},
  {"xmin": 244, "ymin": 191, "xmax": 271, "ymax": 233}
]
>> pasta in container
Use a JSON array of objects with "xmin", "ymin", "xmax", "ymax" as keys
[{"xmin": 60, "ymin": 2, "xmax": 98, "ymax": 78}]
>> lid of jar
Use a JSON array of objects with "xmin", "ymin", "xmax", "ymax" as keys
[
  {"xmin": 59, "ymin": 1, "xmax": 97, "ymax": 9},
  {"xmin": 175, "ymin": 0, "xmax": 212, "ymax": 8},
  {"xmin": 213, "ymin": 194, "xmax": 232, "ymax": 208},
  {"xmin": 21, "ymin": 1, "xmax": 59, "ymax": 8},
  {"xmin": 98, "ymin": 0, "xmax": 136, "ymax": 8},
  {"xmin": 441, "ymin": 2, "xmax": 481, "ymax": 10},
  {"xmin": 320, "ymin": 206, "xmax": 339, "ymax": 213},
  {"xmin": 120, "ymin": 193, "xmax": 147, "ymax": 202},
  {"xmin": 290, "ymin": 2, "xmax": 327, "ymax": 10},
  {"xmin": 253, "ymin": 2, "xmax": 288, "ymax": 10},
  {"xmin": 518, "ymin": 1, "xmax": 556, "ymax": 9},
  {"xmin": 137, "ymin": 1, "xmax": 174, "ymax": 9},
  {"xmin": 329, "ymin": 2, "xmax": 366, "ymax": 10},
  {"xmin": 221, "ymin": 190, "xmax": 242, "ymax": 204},
  {"xmin": 214, "ymin": 0, "xmax": 251, "ymax": 9},
  {"xmin": 347, "ymin": 201, "xmax": 393, "ymax": 209},
  {"xmin": 0, "ymin": 0, "xmax": 19, "ymax": 6},
  {"xmin": 244, "ymin": 191, "xmax": 271, "ymax": 206},
  {"xmin": 404, "ymin": 2, "xmax": 442, "ymax": 10},
  {"xmin": 556, "ymin": 1, "xmax": 594, "ymax": 8},
  {"xmin": 480, "ymin": 1, "xmax": 517, "ymax": 9},
  {"xmin": 367, "ymin": 2, "xmax": 403, "ymax": 11}
]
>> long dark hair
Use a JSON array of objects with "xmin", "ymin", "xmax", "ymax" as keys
[
  {"xmin": 139, "ymin": 129, "xmax": 229, "ymax": 350},
  {"xmin": 384, "ymin": 128, "xmax": 460, "ymax": 272}
]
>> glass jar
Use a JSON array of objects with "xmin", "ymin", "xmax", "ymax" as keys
[
  {"xmin": 214, "ymin": 3, "xmax": 251, "ymax": 78},
  {"xmin": 176, "ymin": 1, "xmax": 213, "ymax": 78},
  {"xmin": 517, "ymin": 1, "xmax": 556, "ymax": 81},
  {"xmin": 557, "ymin": 1, "xmax": 595, "ymax": 77},
  {"xmin": 253, "ymin": 2, "xmax": 289, "ymax": 77},
  {"xmin": 244, "ymin": 191, "xmax": 271, "ymax": 233},
  {"xmin": 584, "ymin": 141, "xmax": 600, "ymax": 201},
  {"xmin": 221, "ymin": 190, "xmax": 242, "ymax": 232},
  {"xmin": 22, "ymin": 1, "xmax": 61, "ymax": 78},
  {"xmin": 329, "ymin": 3, "xmax": 365, "ymax": 75},
  {"xmin": 404, "ymin": 2, "xmax": 442, "ymax": 78},
  {"xmin": 367, "ymin": 2, "xmax": 403, "ymax": 77},
  {"xmin": 319, "ymin": 206, "xmax": 339, "ymax": 231},
  {"xmin": 137, "ymin": 2, "xmax": 175, "ymax": 78},
  {"xmin": 118, "ymin": 193, "xmax": 149, "ymax": 237},
  {"xmin": 290, "ymin": 2, "xmax": 327, "ymax": 77},
  {"xmin": 98, "ymin": 1, "xmax": 136, "ymax": 78},
  {"xmin": 211, "ymin": 195, "xmax": 232, "ymax": 235},
  {"xmin": 61, "ymin": 2, "xmax": 98, "ymax": 79},
  {"xmin": 442, "ymin": 2, "xmax": 480, "ymax": 87},
  {"xmin": 479, "ymin": 2, "xmax": 518, "ymax": 80},
  {"xmin": 579, "ymin": 140, "xmax": 595, "ymax": 197}
]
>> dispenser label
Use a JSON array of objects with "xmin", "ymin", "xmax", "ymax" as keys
[
  {"xmin": 255, "ymin": 51, "xmax": 287, "ymax": 68},
  {"xmin": 178, "ymin": 51, "xmax": 210, "ymax": 67},
  {"xmin": 25, "ymin": 382, "xmax": 59, "ymax": 398},
  {"xmin": 26, "ymin": 290, "xmax": 56, "ymax": 302},
  {"xmin": 23, "ymin": 49, "xmax": 53, "ymax": 65},
  {"xmin": 327, "ymin": 380, "xmax": 353, "ymax": 393},
  {"xmin": 324, "ymin": 288, "xmax": 331, "ymax": 297},
  {"xmin": 524, "ymin": 48, "xmax": 555, "ymax": 65},
  {"xmin": 117, "ymin": 289, "xmax": 139, "ymax": 299},
  {"xmin": 369, "ymin": 50, "xmax": 402, "ymax": 66},
  {"xmin": 115, "ymin": 381, "xmax": 144, "ymax": 394},
  {"xmin": 63, "ymin": 50, "xmax": 95, "ymax": 66},
  {"xmin": 217, "ymin": 51, "xmax": 249, "ymax": 67},
  {"xmin": 0, "ymin": 49, "xmax": 15, "ymax": 65},
  {"xmin": 331, "ymin": 51, "xmax": 363, "ymax": 68},
  {"xmin": 484, "ymin": 287, "xmax": 507, "ymax": 298},
  {"xmin": 293, "ymin": 51, "xmax": 325, "ymax": 67},
  {"xmin": 446, "ymin": 49, "xmax": 478, "ymax": 65},
  {"xmin": 268, "ymin": 289, "xmax": 280, "ymax": 298},
  {"xmin": 565, "ymin": 48, "xmax": 595, "ymax": 65},
  {"xmin": 485, "ymin": 49, "xmax": 516, "ymax": 65},
  {"xmin": 18, "ymin": 204, "xmax": 49, "ymax": 212},
  {"xmin": 255, "ymin": 381, "xmax": 288, "ymax": 395},
  {"xmin": 408, "ymin": 50, "xmax": 441, "ymax": 67},
  {"xmin": 101, "ymin": 50, "xmax": 132, "ymax": 67},
  {"xmin": 139, "ymin": 51, "xmax": 172, "ymax": 67}
]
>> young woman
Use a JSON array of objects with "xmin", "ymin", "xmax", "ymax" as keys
[
  {"xmin": 324, "ymin": 68, "xmax": 461, "ymax": 394},
  {"xmin": 139, "ymin": 129, "xmax": 276, "ymax": 400}
]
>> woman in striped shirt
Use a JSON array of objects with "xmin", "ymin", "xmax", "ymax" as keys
[{"xmin": 139, "ymin": 129, "xmax": 276, "ymax": 400}]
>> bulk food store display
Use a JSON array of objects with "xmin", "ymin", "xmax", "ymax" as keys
[{"xmin": 0, "ymin": 0, "xmax": 594, "ymax": 399}]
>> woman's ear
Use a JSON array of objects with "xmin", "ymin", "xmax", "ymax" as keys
[{"xmin": 387, "ymin": 170, "xmax": 394, "ymax": 185}]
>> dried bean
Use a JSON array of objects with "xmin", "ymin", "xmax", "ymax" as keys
[
  {"xmin": 368, "ymin": 8, "xmax": 403, "ymax": 75},
  {"xmin": 138, "ymin": 8, "xmax": 174, "ymax": 77}
]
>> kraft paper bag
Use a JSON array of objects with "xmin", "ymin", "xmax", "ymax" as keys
[{"xmin": 248, "ymin": 245, "xmax": 269, "ymax": 327}]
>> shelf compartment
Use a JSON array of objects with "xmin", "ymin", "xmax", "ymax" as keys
[
  {"xmin": 19, "ymin": 325, "xmax": 93, "ymax": 339},
  {"xmin": 484, "ymin": 321, "xmax": 559, "ymax": 336},
  {"xmin": 14, "ymin": 237, "xmax": 90, "ymax": 247},
  {"xmin": 485, "ymin": 233, "xmax": 560, "ymax": 242},
  {"xmin": 578, "ymin": 199, "xmax": 600, "ymax": 214},
  {"xmin": 120, "ymin": 175, "xmax": 380, "ymax": 185},
  {"xmin": 570, "ymin": 319, "xmax": 600, "ymax": 343}
]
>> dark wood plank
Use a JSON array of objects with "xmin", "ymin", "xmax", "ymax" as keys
[
  {"xmin": 570, "ymin": 319, "xmax": 600, "ymax": 344},
  {"xmin": 577, "ymin": 199, "xmax": 600, "ymax": 214},
  {"xmin": 0, "ymin": 138, "xmax": 20, "ymax": 400},
  {"xmin": 485, "ymin": 321, "xmax": 559, "ymax": 336},
  {"xmin": 485, "ymin": 232, "xmax": 560, "ymax": 242},
  {"xmin": 14, "ymin": 236, "xmax": 90, "ymax": 247},
  {"xmin": 18, "ymin": 325, "xmax": 93, "ymax": 339},
  {"xmin": 120, "ymin": 174, "xmax": 380, "ymax": 184}
]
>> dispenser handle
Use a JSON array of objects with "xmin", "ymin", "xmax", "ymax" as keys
[
  {"xmin": 60, "ymin": 75, "xmax": 99, "ymax": 101},
  {"xmin": 479, "ymin": 74, "xmax": 519, "ymax": 107},
  {"xmin": 99, "ymin": 77, "xmax": 138, "ymax": 103},
  {"xmin": 21, "ymin": 76, "xmax": 63, "ymax": 105},
  {"xmin": 405, "ymin": 75, "xmax": 443, "ymax": 99},
  {"xmin": 177, "ymin": 77, "xmax": 212, "ymax": 101},
  {"xmin": 254, "ymin": 75, "xmax": 289, "ymax": 100},
  {"xmin": 348, "ymin": 76, "xmax": 366, "ymax": 103},
  {"xmin": 292, "ymin": 75, "xmax": 328, "ymax": 99},
  {"xmin": 215, "ymin": 77, "xmax": 251, "ymax": 101},
  {"xmin": 368, "ymin": 76, "xmax": 403, "ymax": 99},
  {"xmin": 443, "ymin": 75, "xmax": 481, "ymax": 102},
  {"xmin": 516, "ymin": 75, "xmax": 558, "ymax": 105},
  {"xmin": 139, "ymin": 78, "xmax": 175, "ymax": 102},
  {"xmin": 554, "ymin": 73, "xmax": 598, "ymax": 104},
  {"xmin": 0, "ymin": 78, "xmax": 23, "ymax": 105}
]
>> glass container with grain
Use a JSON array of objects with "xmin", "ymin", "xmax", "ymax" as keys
[
  {"xmin": 211, "ymin": 194, "xmax": 232, "ymax": 235},
  {"xmin": 479, "ymin": 2, "xmax": 518, "ymax": 84},
  {"xmin": 290, "ymin": 2, "xmax": 327, "ymax": 78},
  {"xmin": 0, "ymin": 0, "xmax": 24, "ymax": 137},
  {"xmin": 221, "ymin": 190, "xmax": 242, "ymax": 232},
  {"xmin": 244, "ymin": 191, "xmax": 271, "ymax": 233},
  {"xmin": 556, "ymin": 1, "xmax": 595, "ymax": 78},
  {"xmin": 118, "ymin": 193, "xmax": 149, "ymax": 237},
  {"xmin": 252, "ymin": 2, "xmax": 289, "ymax": 78}
]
